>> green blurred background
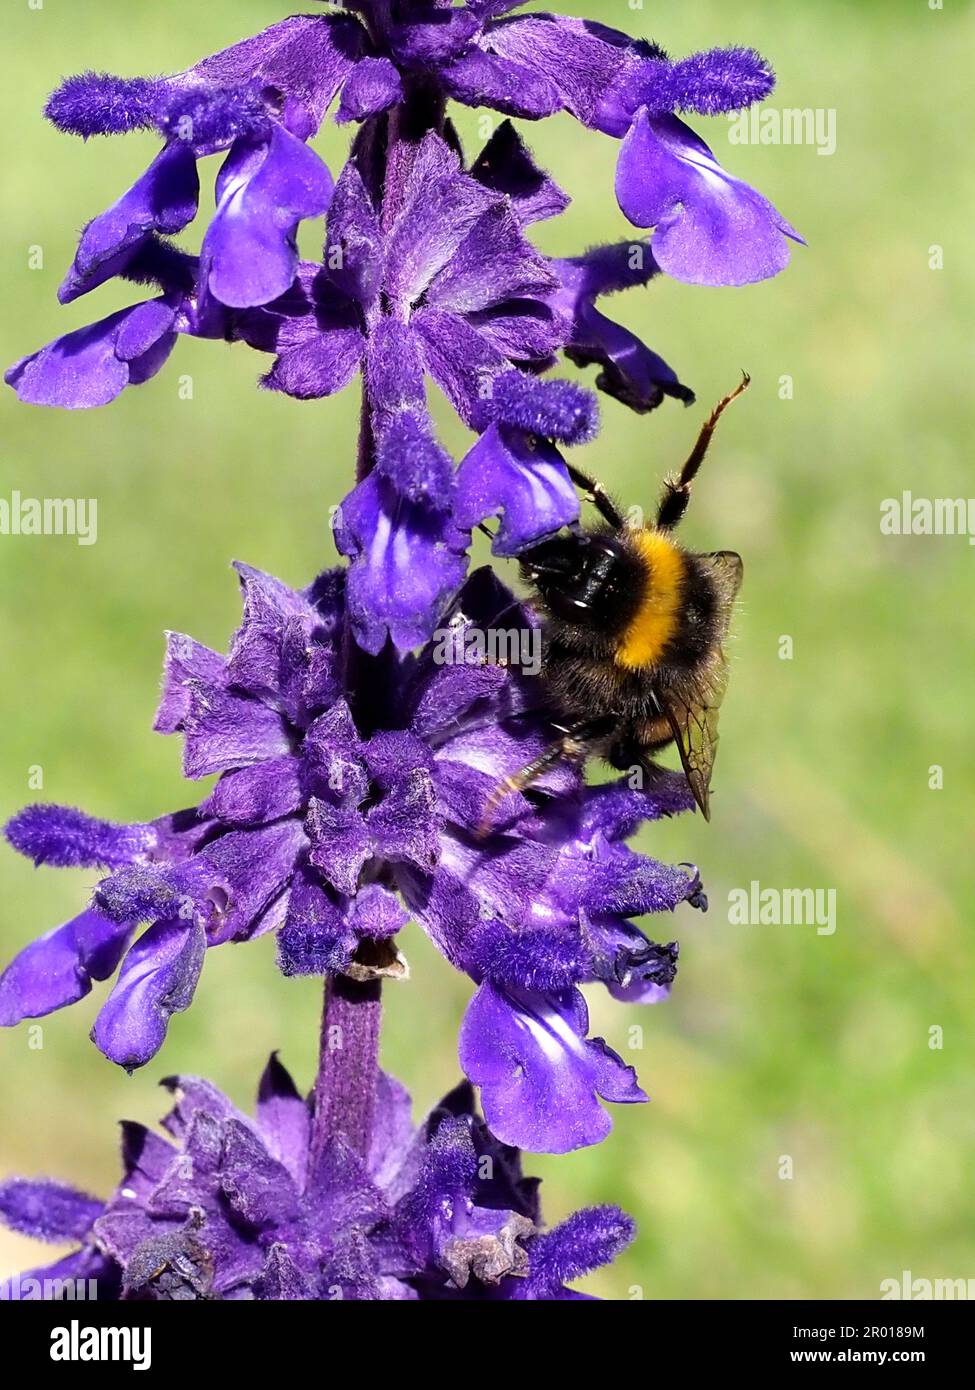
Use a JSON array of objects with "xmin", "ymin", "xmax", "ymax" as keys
[{"xmin": 1, "ymin": 0, "xmax": 973, "ymax": 1300}]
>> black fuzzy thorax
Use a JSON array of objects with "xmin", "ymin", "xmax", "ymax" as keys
[{"xmin": 522, "ymin": 531, "xmax": 724, "ymax": 741}]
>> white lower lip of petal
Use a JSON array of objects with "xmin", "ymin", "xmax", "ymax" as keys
[
  {"xmin": 369, "ymin": 508, "xmax": 392, "ymax": 565},
  {"xmin": 515, "ymin": 993, "xmax": 587, "ymax": 1064},
  {"xmin": 680, "ymin": 151, "xmax": 735, "ymax": 195},
  {"xmin": 441, "ymin": 745, "xmax": 501, "ymax": 777}
]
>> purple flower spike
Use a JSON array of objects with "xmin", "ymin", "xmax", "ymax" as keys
[
  {"xmin": 1, "ymin": 565, "xmax": 703, "ymax": 1103},
  {"xmin": 4, "ymin": 0, "xmax": 800, "ymax": 1185},
  {"xmin": 201, "ymin": 124, "xmax": 334, "ymax": 309},
  {"xmin": 0, "ymin": 1057, "xmax": 635, "ymax": 1300},
  {"xmin": 616, "ymin": 112, "xmax": 804, "ymax": 287},
  {"xmin": 5, "ymin": 299, "xmax": 178, "ymax": 409},
  {"xmin": 459, "ymin": 982, "xmax": 646, "ymax": 1153}
]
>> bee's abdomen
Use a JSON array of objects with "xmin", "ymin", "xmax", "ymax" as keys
[{"xmin": 542, "ymin": 646, "xmax": 655, "ymax": 727}]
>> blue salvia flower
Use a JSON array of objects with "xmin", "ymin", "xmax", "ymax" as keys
[{"xmin": 2, "ymin": 0, "xmax": 794, "ymax": 1217}]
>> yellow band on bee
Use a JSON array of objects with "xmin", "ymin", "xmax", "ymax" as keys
[{"xmin": 614, "ymin": 529, "xmax": 685, "ymax": 670}]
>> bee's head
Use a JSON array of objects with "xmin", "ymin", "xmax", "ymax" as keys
[{"xmin": 519, "ymin": 530, "xmax": 642, "ymax": 630}]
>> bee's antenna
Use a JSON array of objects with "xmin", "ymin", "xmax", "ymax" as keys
[
  {"xmin": 657, "ymin": 371, "xmax": 751, "ymax": 531},
  {"xmin": 564, "ymin": 464, "xmax": 626, "ymax": 529}
]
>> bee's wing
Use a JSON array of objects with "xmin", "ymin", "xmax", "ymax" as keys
[
  {"xmin": 660, "ymin": 664, "xmax": 727, "ymax": 821},
  {"xmin": 658, "ymin": 551, "xmax": 742, "ymax": 820}
]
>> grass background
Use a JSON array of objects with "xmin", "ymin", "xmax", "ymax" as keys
[{"xmin": 1, "ymin": 0, "xmax": 973, "ymax": 1300}]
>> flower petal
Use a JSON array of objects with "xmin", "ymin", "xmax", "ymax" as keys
[
  {"xmin": 324, "ymin": 160, "xmax": 384, "ymax": 310},
  {"xmin": 154, "ymin": 633, "xmax": 226, "ymax": 734},
  {"xmin": 92, "ymin": 918, "xmax": 207, "ymax": 1070},
  {"xmin": 181, "ymin": 682, "xmax": 291, "ymax": 779},
  {"xmin": 277, "ymin": 863, "xmax": 357, "ymax": 975},
  {"xmin": 202, "ymin": 124, "xmax": 334, "ymax": 309},
  {"xmin": 412, "ymin": 306, "xmax": 507, "ymax": 428},
  {"xmin": 552, "ymin": 243, "xmax": 693, "ymax": 411},
  {"xmin": 191, "ymin": 14, "xmax": 365, "ymax": 134},
  {"xmin": 455, "ymin": 423, "xmax": 578, "ymax": 556},
  {"xmin": 256, "ymin": 1053, "xmax": 311, "ymax": 1188},
  {"xmin": 616, "ymin": 111, "xmax": 803, "ymax": 286},
  {"xmin": 458, "ymin": 982, "xmax": 646, "ymax": 1153},
  {"xmin": 5, "ymin": 804, "xmax": 153, "ymax": 869},
  {"xmin": 384, "ymin": 134, "xmax": 496, "ymax": 310},
  {"xmin": 60, "ymin": 142, "xmax": 199, "ymax": 304},
  {"xmin": 335, "ymin": 473, "xmax": 468, "ymax": 655},
  {"xmin": 202, "ymin": 756, "xmax": 305, "ymax": 826},
  {"xmin": 479, "ymin": 369, "xmax": 598, "ymax": 445},
  {"xmin": 515, "ymin": 1206, "xmax": 635, "ymax": 1299},
  {"xmin": 0, "ymin": 909, "xmax": 133, "ymax": 1025},
  {"xmin": 0, "ymin": 1179, "xmax": 103, "ymax": 1243},
  {"xmin": 481, "ymin": 14, "xmax": 628, "ymax": 126},
  {"xmin": 336, "ymin": 56, "xmax": 403, "ymax": 124},
  {"xmin": 426, "ymin": 202, "xmax": 558, "ymax": 315},
  {"xmin": 442, "ymin": 48, "xmax": 562, "ymax": 119},
  {"xmin": 470, "ymin": 120, "xmax": 570, "ymax": 226},
  {"xmin": 6, "ymin": 300, "xmax": 177, "ymax": 409}
]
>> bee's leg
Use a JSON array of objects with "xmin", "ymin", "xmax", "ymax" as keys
[
  {"xmin": 476, "ymin": 717, "xmax": 614, "ymax": 839},
  {"xmin": 657, "ymin": 372, "xmax": 751, "ymax": 530},
  {"xmin": 564, "ymin": 464, "xmax": 626, "ymax": 529}
]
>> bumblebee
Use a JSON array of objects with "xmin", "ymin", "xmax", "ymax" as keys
[{"xmin": 483, "ymin": 375, "xmax": 749, "ymax": 828}]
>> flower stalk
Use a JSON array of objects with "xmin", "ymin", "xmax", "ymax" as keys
[{"xmin": 312, "ymin": 975, "xmax": 382, "ymax": 1163}]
